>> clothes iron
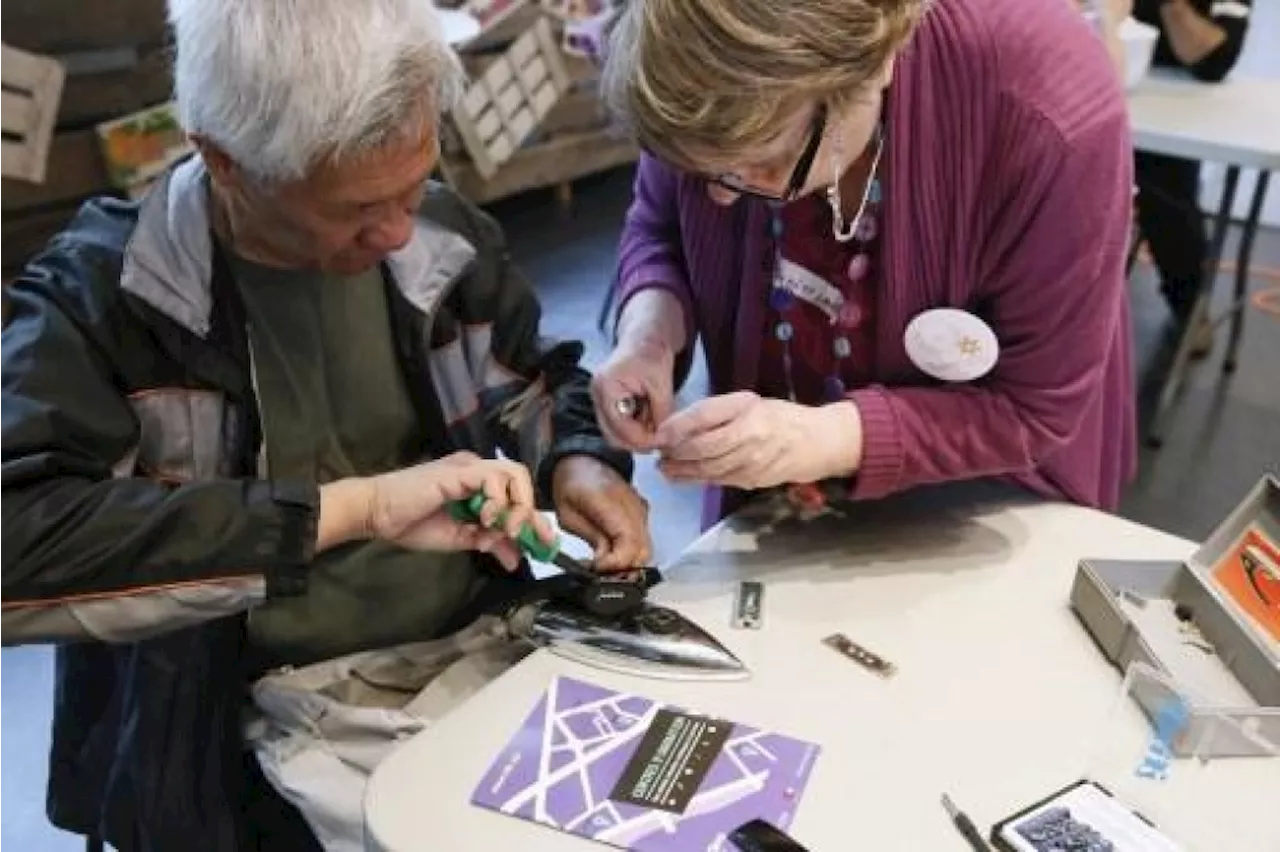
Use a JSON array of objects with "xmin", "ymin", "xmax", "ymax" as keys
[
  {"xmin": 450, "ymin": 493, "xmax": 748, "ymax": 681},
  {"xmin": 502, "ymin": 577, "xmax": 750, "ymax": 682}
]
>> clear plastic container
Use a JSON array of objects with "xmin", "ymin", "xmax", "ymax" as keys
[{"xmin": 1082, "ymin": 661, "xmax": 1279, "ymax": 851}]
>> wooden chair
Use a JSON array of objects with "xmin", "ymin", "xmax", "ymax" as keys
[{"xmin": 2, "ymin": 43, "xmax": 65, "ymax": 184}]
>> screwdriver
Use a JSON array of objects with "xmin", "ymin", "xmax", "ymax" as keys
[
  {"xmin": 941, "ymin": 794, "xmax": 992, "ymax": 852},
  {"xmin": 447, "ymin": 492, "xmax": 594, "ymax": 578},
  {"xmin": 448, "ymin": 492, "xmax": 651, "ymax": 617}
]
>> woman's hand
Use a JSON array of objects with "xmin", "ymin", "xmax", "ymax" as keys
[
  {"xmin": 590, "ymin": 332, "xmax": 676, "ymax": 453},
  {"xmin": 654, "ymin": 392, "xmax": 864, "ymax": 489},
  {"xmin": 318, "ymin": 451, "xmax": 553, "ymax": 570}
]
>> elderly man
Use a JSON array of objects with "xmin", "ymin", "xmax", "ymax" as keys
[{"xmin": 1, "ymin": 0, "xmax": 650, "ymax": 848}]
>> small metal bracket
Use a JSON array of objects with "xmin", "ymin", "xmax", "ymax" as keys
[{"xmin": 822, "ymin": 632, "xmax": 896, "ymax": 678}]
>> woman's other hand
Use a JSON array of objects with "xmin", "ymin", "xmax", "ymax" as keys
[{"xmin": 653, "ymin": 392, "xmax": 864, "ymax": 490}]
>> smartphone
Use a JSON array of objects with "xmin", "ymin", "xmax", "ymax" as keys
[
  {"xmin": 990, "ymin": 779, "xmax": 1182, "ymax": 852},
  {"xmin": 727, "ymin": 819, "xmax": 810, "ymax": 852}
]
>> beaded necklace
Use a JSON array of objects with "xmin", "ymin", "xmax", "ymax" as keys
[{"xmin": 766, "ymin": 124, "xmax": 885, "ymax": 406}]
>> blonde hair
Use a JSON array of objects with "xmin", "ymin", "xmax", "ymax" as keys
[{"xmin": 602, "ymin": 0, "xmax": 925, "ymax": 169}]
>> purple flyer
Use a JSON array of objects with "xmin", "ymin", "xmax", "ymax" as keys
[{"xmin": 470, "ymin": 676, "xmax": 821, "ymax": 850}]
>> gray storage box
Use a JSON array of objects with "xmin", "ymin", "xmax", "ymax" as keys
[{"xmin": 1070, "ymin": 475, "xmax": 1280, "ymax": 758}]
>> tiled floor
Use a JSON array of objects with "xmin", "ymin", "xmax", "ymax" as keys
[{"xmin": 3, "ymin": 168, "xmax": 1278, "ymax": 850}]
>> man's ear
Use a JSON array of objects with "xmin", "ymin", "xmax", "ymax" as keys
[{"xmin": 189, "ymin": 134, "xmax": 244, "ymax": 192}]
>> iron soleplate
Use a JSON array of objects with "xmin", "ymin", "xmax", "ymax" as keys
[{"xmin": 507, "ymin": 599, "xmax": 749, "ymax": 682}]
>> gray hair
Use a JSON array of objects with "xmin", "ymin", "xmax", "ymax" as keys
[{"xmin": 168, "ymin": 0, "xmax": 466, "ymax": 183}]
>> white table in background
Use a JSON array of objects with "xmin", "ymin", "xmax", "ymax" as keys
[
  {"xmin": 1126, "ymin": 71, "xmax": 1280, "ymax": 445},
  {"xmin": 364, "ymin": 489, "xmax": 1279, "ymax": 851}
]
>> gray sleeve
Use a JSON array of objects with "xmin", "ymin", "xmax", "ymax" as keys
[{"xmin": 3, "ymin": 577, "xmax": 267, "ymax": 644}]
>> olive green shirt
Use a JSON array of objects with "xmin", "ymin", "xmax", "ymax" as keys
[{"xmin": 233, "ymin": 256, "xmax": 485, "ymax": 669}]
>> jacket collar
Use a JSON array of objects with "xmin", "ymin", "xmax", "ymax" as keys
[{"xmin": 121, "ymin": 157, "xmax": 477, "ymax": 337}]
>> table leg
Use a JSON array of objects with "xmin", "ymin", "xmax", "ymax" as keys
[
  {"xmin": 1146, "ymin": 165, "xmax": 1240, "ymax": 449},
  {"xmin": 1223, "ymin": 170, "xmax": 1271, "ymax": 374}
]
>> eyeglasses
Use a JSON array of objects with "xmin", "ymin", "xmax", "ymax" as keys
[{"xmin": 706, "ymin": 104, "xmax": 828, "ymax": 202}]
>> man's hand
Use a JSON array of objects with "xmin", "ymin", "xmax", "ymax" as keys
[
  {"xmin": 654, "ymin": 392, "xmax": 863, "ymax": 490},
  {"xmin": 551, "ymin": 455, "xmax": 652, "ymax": 571},
  {"xmin": 317, "ymin": 451, "xmax": 553, "ymax": 570}
]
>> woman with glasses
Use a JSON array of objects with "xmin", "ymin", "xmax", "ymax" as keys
[{"xmin": 591, "ymin": 0, "xmax": 1138, "ymax": 527}]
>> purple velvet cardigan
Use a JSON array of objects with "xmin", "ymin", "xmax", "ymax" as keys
[{"xmin": 613, "ymin": 0, "xmax": 1138, "ymax": 527}]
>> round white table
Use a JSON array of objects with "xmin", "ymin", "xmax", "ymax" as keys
[
  {"xmin": 365, "ymin": 490, "xmax": 1280, "ymax": 851},
  {"xmin": 1127, "ymin": 70, "xmax": 1280, "ymax": 446}
]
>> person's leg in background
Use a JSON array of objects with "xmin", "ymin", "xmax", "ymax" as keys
[{"xmin": 1134, "ymin": 151, "xmax": 1209, "ymax": 328}]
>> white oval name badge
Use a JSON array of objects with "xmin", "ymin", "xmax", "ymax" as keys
[
  {"xmin": 904, "ymin": 308, "xmax": 999, "ymax": 382},
  {"xmin": 774, "ymin": 257, "xmax": 844, "ymax": 320}
]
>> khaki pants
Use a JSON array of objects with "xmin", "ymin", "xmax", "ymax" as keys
[{"xmin": 244, "ymin": 617, "xmax": 531, "ymax": 852}]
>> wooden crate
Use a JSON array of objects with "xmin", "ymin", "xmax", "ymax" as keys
[
  {"xmin": 2, "ymin": 44, "xmax": 66, "ymax": 183},
  {"xmin": 3, "ymin": 0, "xmax": 172, "ymax": 274},
  {"xmin": 3, "ymin": 204, "xmax": 84, "ymax": 276},
  {"xmin": 456, "ymin": 0, "xmax": 546, "ymax": 53},
  {"xmin": 449, "ymin": 17, "xmax": 573, "ymax": 180},
  {"xmin": 538, "ymin": 53, "xmax": 608, "ymax": 137},
  {"xmin": 1, "ymin": 0, "xmax": 168, "ymax": 55},
  {"xmin": 438, "ymin": 126, "xmax": 637, "ymax": 205},
  {"xmin": 439, "ymin": 9, "xmax": 637, "ymax": 207},
  {"xmin": 538, "ymin": 86, "xmax": 608, "ymax": 138},
  {"xmin": 2, "ymin": 129, "xmax": 108, "ymax": 212},
  {"xmin": 58, "ymin": 46, "xmax": 173, "ymax": 129},
  {"xmin": 1, "ymin": 129, "xmax": 113, "ymax": 277}
]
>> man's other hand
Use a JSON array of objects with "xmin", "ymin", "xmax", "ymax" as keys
[{"xmin": 551, "ymin": 455, "xmax": 652, "ymax": 571}]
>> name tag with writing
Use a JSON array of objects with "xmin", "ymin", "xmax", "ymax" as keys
[{"xmin": 773, "ymin": 258, "xmax": 843, "ymax": 320}]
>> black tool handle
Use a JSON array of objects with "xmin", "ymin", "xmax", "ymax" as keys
[
  {"xmin": 952, "ymin": 813, "xmax": 991, "ymax": 852},
  {"xmin": 727, "ymin": 818, "xmax": 809, "ymax": 851}
]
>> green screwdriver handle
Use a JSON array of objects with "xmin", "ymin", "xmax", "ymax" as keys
[{"xmin": 448, "ymin": 492, "xmax": 561, "ymax": 563}]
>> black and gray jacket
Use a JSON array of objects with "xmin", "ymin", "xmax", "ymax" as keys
[
  {"xmin": 0, "ymin": 158, "xmax": 630, "ymax": 850},
  {"xmin": 1135, "ymin": 0, "xmax": 1252, "ymax": 82}
]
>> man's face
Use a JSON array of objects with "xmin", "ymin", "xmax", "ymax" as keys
[{"xmin": 210, "ymin": 128, "xmax": 440, "ymax": 275}]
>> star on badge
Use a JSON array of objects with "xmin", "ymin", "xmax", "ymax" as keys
[{"xmin": 957, "ymin": 336, "xmax": 981, "ymax": 357}]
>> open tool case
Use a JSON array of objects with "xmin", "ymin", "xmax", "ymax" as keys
[{"xmin": 1070, "ymin": 475, "xmax": 1280, "ymax": 758}]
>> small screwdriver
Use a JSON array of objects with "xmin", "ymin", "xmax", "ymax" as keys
[
  {"xmin": 941, "ymin": 794, "xmax": 992, "ymax": 852},
  {"xmin": 448, "ymin": 492, "xmax": 651, "ymax": 617},
  {"xmin": 447, "ymin": 492, "xmax": 593, "ymax": 578}
]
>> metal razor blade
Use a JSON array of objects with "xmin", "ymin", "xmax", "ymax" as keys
[{"xmin": 732, "ymin": 581, "xmax": 764, "ymax": 629}]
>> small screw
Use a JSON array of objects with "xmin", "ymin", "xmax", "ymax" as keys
[{"xmin": 615, "ymin": 396, "xmax": 646, "ymax": 419}]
